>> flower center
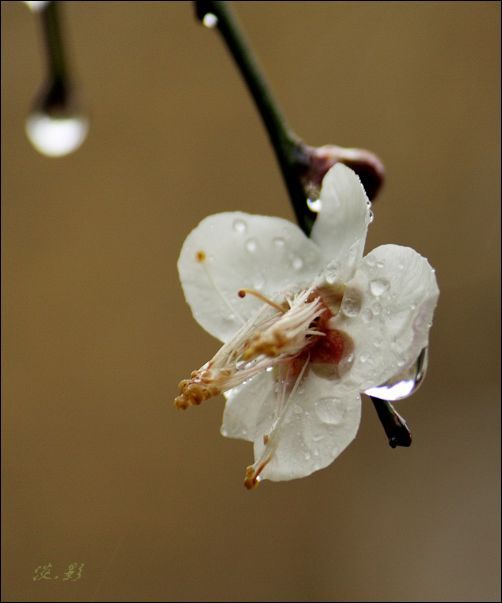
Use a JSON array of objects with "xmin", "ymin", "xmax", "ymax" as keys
[{"xmin": 174, "ymin": 283, "xmax": 354, "ymax": 411}]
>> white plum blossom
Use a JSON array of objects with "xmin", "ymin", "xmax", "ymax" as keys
[{"xmin": 175, "ymin": 163, "xmax": 439, "ymax": 488}]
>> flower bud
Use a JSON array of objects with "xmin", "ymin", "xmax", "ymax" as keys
[{"xmin": 300, "ymin": 144, "xmax": 385, "ymax": 201}]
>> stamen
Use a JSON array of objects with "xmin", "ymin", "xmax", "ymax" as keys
[
  {"xmin": 238, "ymin": 289, "xmax": 286, "ymax": 313},
  {"xmin": 241, "ymin": 291, "xmax": 324, "ymax": 361},
  {"xmin": 244, "ymin": 355, "xmax": 310, "ymax": 490}
]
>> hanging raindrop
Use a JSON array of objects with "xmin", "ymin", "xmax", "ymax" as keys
[
  {"xmin": 25, "ymin": 80, "xmax": 89, "ymax": 157},
  {"xmin": 364, "ymin": 347, "xmax": 429, "ymax": 402}
]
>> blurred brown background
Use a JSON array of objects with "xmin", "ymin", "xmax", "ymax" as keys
[{"xmin": 1, "ymin": 2, "xmax": 500, "ymax": 601}]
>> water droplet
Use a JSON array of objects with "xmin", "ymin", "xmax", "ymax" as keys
[
  {"xmin": 376, "ymin": 260, "xmax": 385, "ymax": 269},
  {"xmin": 373, "ymin": 338, "xmax": 383, "ymax": 349},
  {"xmin": 331, "ymin": 446, "xmax": 339, "ymax": 456},
  {"xmin": 360, "ymin": 354, "xmax": 368, "ymax": 364},
  {"xmin": 366, "ymin": 257, "xmax": 376, "ymax": 268},
  {"xmin": 305, "ymin": 452, "xmax": 311, "ymax": 461},
  {"xmin": 273, "ymin": 237, "xmax": 285, "ymax": 248},
  {"xmin": 221, "ymin": 427, "xmax": 228, "ymax": 437},
  {"xmin": 324, "ymin": 260, "xmax": 338, "ymax": 284},
  {"xmin": 361, "ymin": 309, "xmax": 373, "ymax": 323},
  {"xmin": 233, "ymin": 219, "xmax": 247, "ymax": 233},
  {"xmin": 368, "ymin": 209, "xmax": 374, "ymax": 223},
  {"xmin": 313, "ymin": 448, "xmax": 320, "ymax": 456},
  {"xmin": 293, "ymin": 404, "xmax": 303, "ymax": 415},
  {"xmin": 202, "ymin": 12, "xmax": 218, "ymax": 28},
  {"xmin": 341, "ymin": 291, "xmax": 362, "ymax": 317},
  {"xmin": 364, "ymin": 347, "xmax": 429, "ymax": 401},
  {"xmin": 223, "ymin": 313, "xmax": 236, "ymax": 325},
  {"xmin": 369, "ymin": 278, "xmax": 390, "ymax": 296},
  {"xmin": 371, "ymin": 302, "xmax": 382, "ymax": 315},
  {"xmin": 291, "ymin": 256, "xmax": 303, "ymax": 270},
  {"xmin": 23, "ymin": 1, "xmax": 49, "ymax": 11},
  {"xmin": 245, "ymin": 238, "xmax": 257, "ymax": 253},
  {"xmin": 25, "ymin": 112, "xmax": 89, "ymax": 157},
  {"xmin": 312, "ymin": 434, "xmax": 324, "ymax": 443},
  {"xmin": 307, "ymin": 198, "xmax": 322, "ymax": 212},
  {"xmin": 314, "ymin": 397, "xmax": 344, "ymax": 425},
  {"xmin": 252, "ymin": 274, "xmax": 265, "ymax": 290}
]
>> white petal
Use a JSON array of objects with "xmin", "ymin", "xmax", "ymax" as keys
[
  {"xmin": 221, "ymin": 370, "xmax": 275, "ymax": 443},
  {"xmin": 178, "ymin": 212, "xmax": 322, "ymax": 342},
  {"xmin": 334, "ymin": 244, "xmax": 439, "ymax": 391},
  {"xmin": 254, "ymin": 370, "xmax": 361, "ymax": 482},
  {"xmin": 311, "ymin": 163, "xmax": 372, "ymax": 281}
]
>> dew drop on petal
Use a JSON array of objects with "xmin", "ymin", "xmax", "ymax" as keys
[
  {"xmin": 341, "ymin": 292, "xmax": 362, "ymax": 317},
  {"xmin": 25, "ymin": 112, "xmax": 89, "ymax": 157},
  {"xmin": 371, "ymin": 302, "xmax": 382, "ymax": 315},
  {"xmin": 361, "ymin": 309, "xmax": 373, "ymax": 323},
  {"xmin": 368, "ymin": 209, "xmax": 374, "ymax": 223},
  {"xmin": 314, "ymin": 397, "xmax": 344, "ymax": 425},
  {"xmin": 233, "ymin": 219, "xmax": 247, "ymax": 233},
  {"xmin": 291, "ymin": 256, "xmax": 304, "ymax": 270},
  {"xmin": 293, "ymin": 404, "xmax": 303, "ymax": 415},
  {"xmin": 252, "ymin": 274, "xmax": 265, "ymax": 290},
  {"xmin": 273, "ymin": 236, "xmax": 285, "ymax": 248},
  {"xmin": 245, "ymin": 238, "xmax": 257, "ymax": 253},
  {"xmin": 305, "ymin": 452, "xmax": 311, "ymax": 461},
  {"xmin": 369, "ymin": 278, "xmax": 390, "ymax": 296},
  {"xmin": 376, "ymin": 260, "xmax": 385, "ymax": 269}
]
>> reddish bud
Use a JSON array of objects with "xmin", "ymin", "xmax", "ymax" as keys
[{"xmin": 299, "ymin": 144, "xmax": 385, "ymax": 201}]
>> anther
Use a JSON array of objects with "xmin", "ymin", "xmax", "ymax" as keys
[{"xmin": 238, "ymin": 289, "xmax": 286, "ymax": 313}]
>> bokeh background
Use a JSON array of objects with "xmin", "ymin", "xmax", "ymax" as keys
[{"xmin": 2, "ymin": 2, "xmax": 500, "ymax": 601}]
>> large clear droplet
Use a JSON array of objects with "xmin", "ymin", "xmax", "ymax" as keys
[
  {"xmin": 25, "ymin": 112, "xmax": 89, "ymax": 157},
  {"xmin": 369, "ymin": 278, "xmax": 390, "ymax": 296},
  {"xmin": 23, "ymin": 1, "xmax": 49, "ymax": 11},
  {"xmin": 314, "ymin": 397, "xmax": 344, "ymax": 425},
  {"xmin": 341, "ymin": 290, "xmax": 362, "ymax": 317},
  {"xmin": 364, "ymin": 347, "xmax": 428, "ymax": 401}
]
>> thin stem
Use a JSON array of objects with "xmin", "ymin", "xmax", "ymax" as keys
[
  {"xmin": 194, "ymin": 1, "xmax": 312, "ymax": 231},
  {"xmin": 34, "ymin": 1, "xmax": 72, "ymax": 114},
  {"xmin": 41, "ymin": 1, "xmax": 68, "ymax": 85}
]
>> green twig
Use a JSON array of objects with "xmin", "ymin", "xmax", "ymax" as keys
[{"xmin": 194, "ymin": 0, "xmax": 312, "ymax": 232}]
